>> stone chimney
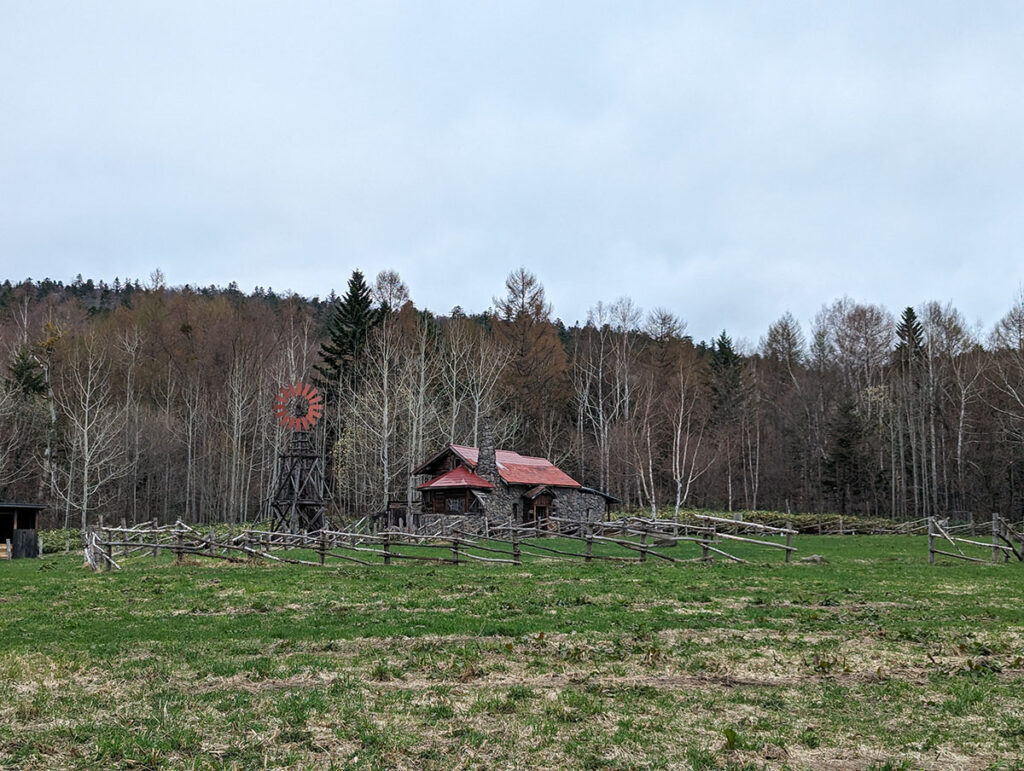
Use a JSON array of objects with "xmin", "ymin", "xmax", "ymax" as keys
[{"xmin": 476, "ymin": 416, "xmax": 498, "ymax": 484}]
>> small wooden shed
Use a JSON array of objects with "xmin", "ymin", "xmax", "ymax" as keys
[{"xmin": 0, "ymin": 502, "xmax": 45, "ymax": 559}]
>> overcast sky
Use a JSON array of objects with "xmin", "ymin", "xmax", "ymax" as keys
[{"xmin": 2, "ymin": 2, "xmax": 1023, "ymax": 343}]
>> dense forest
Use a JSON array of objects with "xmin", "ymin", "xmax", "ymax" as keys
[{"xmin": 2, "ymin": 268, "xmax": 1024, "ymax": 530}]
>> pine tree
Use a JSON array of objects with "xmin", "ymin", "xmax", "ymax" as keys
[
  {"xmin": 313, "ymin": 270, "xmax": 380, "ymax": 399},
  {"xmin": 823, "ymin": 391, "xmax": 872, "ymax": 514},
  {"xmin": 894, "ymin": 306, "xmax": 924, "ymax": 365},
  {"xmin": 892, "ymin": 305, "xmax": 927, "ymax": 517},
  {"xmin": 6, "ymin": 346, "xmax": 47, "ymax": 397},
  {"xmin": 710, "ymin": 331, "xmax": 743, "ymax": 414}
]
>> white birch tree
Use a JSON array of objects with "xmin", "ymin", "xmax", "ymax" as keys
[{"xmin": 51, "ymin": 335, "xmax": 130, "ymax": 535}]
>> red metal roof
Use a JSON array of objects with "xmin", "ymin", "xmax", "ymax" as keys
[
  {"xmin": 415, "ymin": 465, "xmax": 495, "ymax": 491},
  {"xmin": 449, "ymin": 445, "xmax": 581, "ymax": 488}
]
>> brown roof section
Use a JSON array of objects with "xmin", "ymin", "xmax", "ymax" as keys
[
  {"xmin": 449, "ymin": 445, "xmax": 581, "ymax": 489},
  {"xmin": 415, "ymin": 466, "xmax": 495, "ymax": 491},
  {"xmin": 523, "ymin": 485, "xmax": 556, "ymax": 499}
]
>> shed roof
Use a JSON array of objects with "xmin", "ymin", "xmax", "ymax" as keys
[
  {"xmin": 579, "ymin": 486, "xmax": 622, "ymax": 504},
  {"xmin": 0, "ymin": 502, "xmax": 47, "ymax": 513}
]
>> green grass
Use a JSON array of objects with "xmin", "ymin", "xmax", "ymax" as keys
[{"xmin": 1, "ymin": 535, "xmax": 1022, "ymax": 769}]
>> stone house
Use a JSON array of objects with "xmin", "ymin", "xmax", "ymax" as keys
[{"xmin": 412, "ymin": 427, "xmax": 616, "ymax": 530}]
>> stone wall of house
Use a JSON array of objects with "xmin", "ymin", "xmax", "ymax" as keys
[
  {"xmin": 415, "ymin": 508, "xmax": 511, "ymax": 536},
  {"xmin": 479, "ymin": 485, "xmax": 608, "ymax": 526},
  {"xmin": 412, "ymin": 485, "xmax": 609, "ymax": 536},
  {"xmin": 552, "ymin": 489, "xmax": 607, "ymax": 524},
  {"xmin": 479, "ymin": 485, "xmax": 523, "ymax": 526}
]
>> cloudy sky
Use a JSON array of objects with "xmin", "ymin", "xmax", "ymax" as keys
[{"xmin": 2, "ymin": 1, "xmax": 1023, "ymax": 343}]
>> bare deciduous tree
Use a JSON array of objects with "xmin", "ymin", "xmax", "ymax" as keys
[{"xmin": 51, "ymin": 335, "xmax": 130, "ymax": 535}]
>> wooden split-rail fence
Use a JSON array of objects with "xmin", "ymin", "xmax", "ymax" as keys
[
  {"xmin": 928, "ymin": 514, "xmax": 1024, "ymax": 565},
  {"xmin": 82, "ymin": 515, "xmax": 797, "ymax": 572}
]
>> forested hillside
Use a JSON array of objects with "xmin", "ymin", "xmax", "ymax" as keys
[{"xmin": 2, "ymin": 268, "xmax": 1023, "ymax": 529}]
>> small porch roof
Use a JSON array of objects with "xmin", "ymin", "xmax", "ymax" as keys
[
  {"xmin": 415, "ymin": 466, "xmax": 495, "ymax": 491},
  {"xmin": 522, "ymin": 485, "xmax": 557, "ymax": 500}
]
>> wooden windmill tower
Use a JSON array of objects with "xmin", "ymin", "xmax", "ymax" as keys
[{"xmin": 268, "ymin": 382, "xmax": 332, "ymax": 533}]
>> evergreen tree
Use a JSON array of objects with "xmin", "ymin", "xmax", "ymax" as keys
[
  {"xmin": 823, "ymin": 391, "xmax": 872, "ymax": 514},
  {"xmin": 894, "ymin": 306, "xmax": 924, "ymax": 365},
  {"xmin": 892, "ymin": 305, "xmax": 927, "ymax": 517},
  {"xmin": 6, "ymin": 346, "xmax": 47, "ymax": 397},
  {"xmin": 709, "ymin": 331, "xmax": 743, "ymax": 414},
  {"xmin": 313, "ymin": 270, "xmax": 380, "ymax": 398},
  {"xmin": 707, "ymin": 331, "xmax": 748, "ymax": 510}
]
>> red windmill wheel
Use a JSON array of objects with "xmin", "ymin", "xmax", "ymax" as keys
[{"xmin": 273, "ymin": 382, "xmax": 324, "ymax": 431}]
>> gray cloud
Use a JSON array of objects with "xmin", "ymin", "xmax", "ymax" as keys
[{"xmin": 2, "ymin": 1, "xmax": 1023, "ymax": 342}]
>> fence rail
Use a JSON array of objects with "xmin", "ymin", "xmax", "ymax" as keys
[
  {"xmin": 81, "ymin": 515, "xmax": 798, "ymax": 572},
  {"xmin": 928, "ymin": 514, "xmax": 1024, "ymax": 565}
]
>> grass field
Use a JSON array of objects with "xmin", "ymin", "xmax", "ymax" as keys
[{"xmin": 1, "ymin": 535, "xmax": 1023, "ymax": 770}]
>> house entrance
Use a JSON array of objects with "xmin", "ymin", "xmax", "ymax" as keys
[{"xmin": 522, "ymin": 494, "xmax": 553, "ymax": 528}]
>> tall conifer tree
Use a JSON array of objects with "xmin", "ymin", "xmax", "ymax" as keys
[
  {"xmin": 6, "ymin": 346, "xmax": 47, "ymax": 397},
  {"xmin": 314, "ymin": 270, "xmax": 380, "ymax": 399},
  {"xmin": 895, "ymin": 306, "xmax": 924, "ymax": 363}
]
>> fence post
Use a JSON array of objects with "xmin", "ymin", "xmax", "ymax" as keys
[
  {"xmin": 175, "ymin": 529, "xmax": 184, "ymax": 564},
  {"xmin": 451, "ymin": 537, "xmax": 459, "ymax": 565},
  {"xmin": 639, "ymin": 530, "xmax": 648, "ymax": 562},
  {"xmin": 928, "ymin": 517, "xmax": 935, "ymax": 565},
  {"xmin": 105, "ymin": 538, "xmax": 113, "ymax": 572},
  {"xmin": 585, "ymin": 529, "xmax": 593, "ymax": 563},
  {"xmin": 152, "ymin": 519, "xmax": 159, "ymax": 557},
  {"xmin": 383, "ymin": 532, "xmax": 392, "ymax": 566},
  {"xmin": 512, "ymin": 529, "xmax": 521, "ymax": 565},
  {"xmin": 993, "ymin": 513, "xmax": 1001, "ymax": 564},
  {"xmin": 785, "ymin": 521, "xmax": 793, "ymax": 563},
  {"xmin": 319, "ymin": 529, "xmax": 327, "ymax": 566}
]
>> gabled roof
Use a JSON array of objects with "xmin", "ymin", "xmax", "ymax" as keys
[
  {"xmin": 415, "ymin": 466, "xmax": 495, "ymax": 491},
  {"xmin": 523, "ymin": 485, "xmax": 557, "ymax": 500},
  {"xmin": 449, "ymin": 445, "xmax": 581, "ymax": 489}
]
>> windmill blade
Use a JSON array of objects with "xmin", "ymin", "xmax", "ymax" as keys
[{"xmin": 272, "ymin": 382, "xmax": 323, "ymax": 431}]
